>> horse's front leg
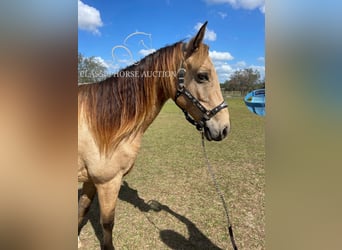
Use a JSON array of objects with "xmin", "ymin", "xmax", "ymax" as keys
[
  {"xmin": 78, "ymin": 181, "xmax": 96, "ymax": 248},
  {"xmin": 96, "ymin": 176, "xmax": 122, "ymax": 250},
  {"xmin": 78, "ymin": 182, "xmax": 96, "ymax": 232}
]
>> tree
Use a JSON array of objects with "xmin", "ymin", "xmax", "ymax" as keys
[
  {"xmin": 223, "ymin": 68, "xmax": 262, "ymax": 94},
  {"xmin": 78, "ymin": 53, "xmax": 108, "ymax": 83}
]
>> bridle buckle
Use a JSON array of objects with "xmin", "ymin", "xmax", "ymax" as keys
[{"xmin": 177, "ymin": 68, "xmax": 186, "ymax": 90}]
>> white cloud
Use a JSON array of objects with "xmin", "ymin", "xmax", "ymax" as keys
[
  {"xmin": 208, "ymin": 50, "xmax": 235, "ymax": 82},
  {"xmin": 206, "ymin": 30, "xmax": 217, "ymax": 41},
  {"xmin": 215, "ymin": 63, "xmax": 234, "ymax": 82},
  {"xmin": 194, "ymin": 22, "xmax": 217, "ymax": 41},
  {"xmin": 212, "ymin": 59, "xmax": 265, "ymax": 82},
  {"xmin": 250, "ymin": 65, "xmax": 265, "ymax": 78},
  {"xmin": 220, "ymin": 64, "xmax": 233, "ymax": 72},
  {"xmin": 209, "ymin": 50, "xmax": 234, "ymax": 61},
  {"xmin": 218, "ymin": 11, "xmax": 227, "ymax": 19},
  {"xmin": 78, "ymin": 0, "xmax": 103, "ymax": 35},
  {"xmin": 93, "ymin": 57, "xmax": 121, "ymax": 73},
  {"xmin": 138, "ymin": 48, "xmax": 156, "ymax": 57},
  {"xmin": 236, "ymin": 60, "xmax": 247, "ymax": 67},
  {"xmin": 257, "ymin": 56, "xmax": 265, "ymax": 62},
  {"xmin": 205, "ymin": 0, "xmax": 265, "ymax": 14},
  {"xmin": 94, "ymin": 57, "xmax": 109, "ymax": 68}
]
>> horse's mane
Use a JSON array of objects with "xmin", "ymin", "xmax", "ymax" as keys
[{"xmin": 78, "ymin": 42, "xmax": 185, "ymax": 155}]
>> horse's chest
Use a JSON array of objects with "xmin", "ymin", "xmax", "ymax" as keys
[
  {"xmin": 78, "ymin": 154, "xmax": 91, "ymax": 182},
  {"xmin": 78, "ymin": 143, "xmax": 141, "ymax": 183}
]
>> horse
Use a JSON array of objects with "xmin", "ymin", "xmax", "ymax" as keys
[{"xmin": 78, "ymin": 21, "xmax": 230, "ymax": 250}]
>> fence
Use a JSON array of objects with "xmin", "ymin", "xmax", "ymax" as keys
[{"xmin": 221, "ymin": 90, "xmax": 243, "ymax": 98}]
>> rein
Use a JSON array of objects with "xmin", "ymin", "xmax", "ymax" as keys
[
  {"xmin": 201, "ymin": 131, "xmax": 238, "ymax": 250},
  {"xmin": 174, "ymin": 65, "xmax": 228, "ymax": 131},
  {"xmin": 173, "ymin": 49, "xmax": 237, "ymax": 249}
]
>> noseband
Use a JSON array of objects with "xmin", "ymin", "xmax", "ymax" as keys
[{"xmin": 175, "ymin": 66, "xmax": 228, "ymax": 131}]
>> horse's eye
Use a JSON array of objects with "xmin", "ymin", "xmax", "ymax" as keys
[{"xmin": 197, "ymin": 72, "xmax": 209, "ymax": 83}]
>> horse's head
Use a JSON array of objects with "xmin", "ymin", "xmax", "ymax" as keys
[{"xmin": 175, "ymin": 21, "xmax": 230, "ymax": 141}]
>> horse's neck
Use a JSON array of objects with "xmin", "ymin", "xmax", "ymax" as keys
[
  {"xmin": 140, "ymin": 75, "xmax": 176, "ymax": 132},
  {"xmin": 139, "ymin": 49, "xmax": 181, "ymax": 131}
]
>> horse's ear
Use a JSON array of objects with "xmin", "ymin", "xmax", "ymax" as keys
[{"xmin": 186, "ymin": 21, "xmax": 207, "ymax": 57}]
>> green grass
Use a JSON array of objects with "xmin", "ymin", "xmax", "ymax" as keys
[{"xmin": 79, "ymin": 97, "xmax": 265, "ymax": 250}]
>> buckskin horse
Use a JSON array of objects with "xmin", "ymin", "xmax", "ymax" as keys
[{"xmin": 78, "ymin": 22, "xmax": 230, "ymax": 249}]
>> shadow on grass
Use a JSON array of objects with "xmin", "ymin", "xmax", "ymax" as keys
[{"xmin": 78, "ymin": 181, "xmax": 222, "ymax": 250}]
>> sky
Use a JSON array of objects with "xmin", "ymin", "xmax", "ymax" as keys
[{"xmin": 78, "ymin": 0, "xmax": 265, "ymax": 83}]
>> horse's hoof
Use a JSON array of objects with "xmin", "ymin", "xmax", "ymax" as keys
[{"xmin": 148, "ymin": 200, "xmax": 162, "ymax": 212}]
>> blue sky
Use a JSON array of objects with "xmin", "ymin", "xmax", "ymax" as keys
[{"xmin": 78, "ymin": 0, "xmax": 265, "ymax": 82}]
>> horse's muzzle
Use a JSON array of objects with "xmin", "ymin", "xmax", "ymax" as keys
[{"xmin": 204, "ymin": 125, "xmax": 229, "ymax": 141}]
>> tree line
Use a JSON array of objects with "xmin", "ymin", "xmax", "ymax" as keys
[{"xmin": 221, "ymin": 68, "xmax": 265, "ymax": 95}]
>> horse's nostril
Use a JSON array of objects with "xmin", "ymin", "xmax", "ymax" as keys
[{"xmin": 222, "ymin": 126, "xmax": 228, "ymax": 138}]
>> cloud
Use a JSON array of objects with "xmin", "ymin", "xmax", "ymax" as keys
[
  {"xmin": 194, "ymin": 22, "xmax": 217, "ymax": 41},
  {"xmin": 78, "ymin": 0, "xmax": 103, "ymax": 35},
  {"xmin": 218, "ymin": 11, "xmax": 227, "ymax": 19},
  {"xmin": 205, "ymin": 0, "xmax": 265, "ymax": 14},
  {"xmin": 257, "ymin": 56, "xmax": 265, "ymax": 62},
  {"xmin": 138, "ymin": 48, "xmax": 156, "ymax": 57},
  {"xmin": 211, "ymin": 59, "xmax": 265, "ymax": 83},
  {"xmin": 215, "ymin": 63, "xmax": 234, "ymax": 82},
  {"xmin": 216, "ymin": 64, "xmax": 265, "ymax": 82},
  {"xmin": 208, "ymin": 50, "xmax": 235, "ymax": 82},
  {"xmin": 249, "ymin": 65, "xmax": 265, "ymax": 78},
  {"xmin": 209, "ymin": 50, "xmax": 234, "ymax": 61},
  {"xmin": 219, "ymin": 64, "xmax": 233, "ymax": 72},
  {"xmin": 236, "ymin": 60, "xmax": 247, "ymax": 67},
  {"xmin": 94, "ymin": 57, "xmax": 121, "ymax": 73},
  {"xmin": 94, "ymin": 57, "xmax": 109, "ymax": 68}
]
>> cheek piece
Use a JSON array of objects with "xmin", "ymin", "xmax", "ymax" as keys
[{"xmin": 174, "ymin": 67, "xmax": 228, "ymax": 131}]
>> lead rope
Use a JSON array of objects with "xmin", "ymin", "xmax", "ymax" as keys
[{"xmin": 200, "ymin": 131, "xmax": 238, "ymax": 250}]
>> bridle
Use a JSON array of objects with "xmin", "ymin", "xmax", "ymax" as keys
[{"xmin": 174, "ymin": 63, "xmax": 228, "ymax": 131}]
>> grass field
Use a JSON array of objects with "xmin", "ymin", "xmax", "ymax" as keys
[{"xmin": 78, "ymin": 97, "xmax": 265, "ymax": 250}]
